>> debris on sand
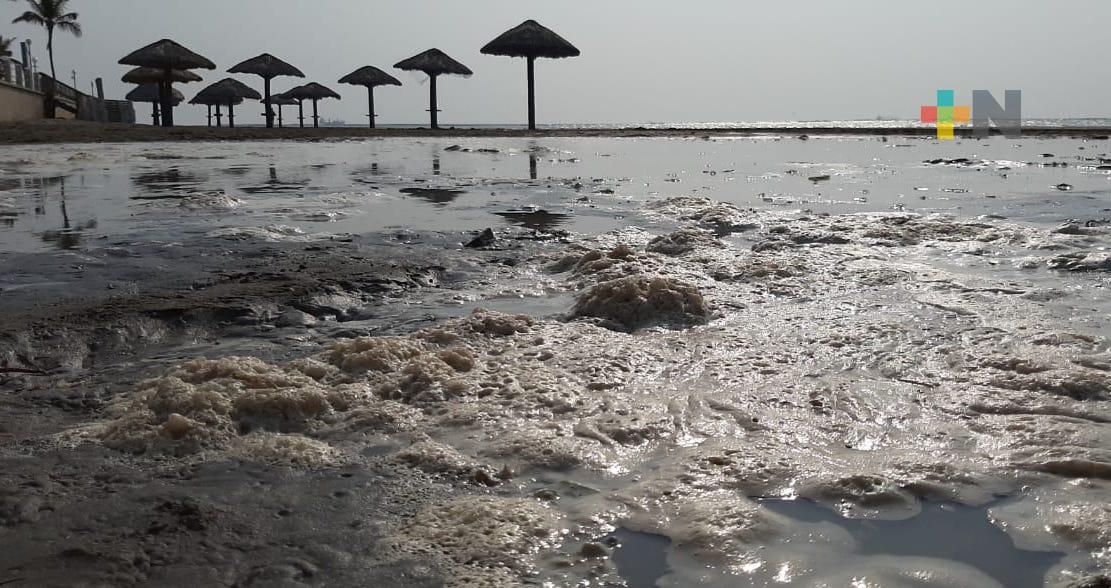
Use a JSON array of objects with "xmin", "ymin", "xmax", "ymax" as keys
[
  {"xmin": 465, "ymin": 228, "xmax": 497, "ymax": 248},
  {"xmin": 572, "ymin": 275, "xmax": 710, "ymax": 330},
  {"xmin": 646, "ymin": 228, "xmax": 724, "ymax": 255},
  {"xmin": 384, "ymin": 496, "xmax": 563, "ymax": 577}
]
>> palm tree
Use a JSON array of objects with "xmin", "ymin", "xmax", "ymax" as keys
[
  {"xmin": 0, "ymin": 35, "xmax": 14, "ymax": 58},
  {"xmin": 11, "ymin": 0, "xmax": 81, "ymax": 88}
]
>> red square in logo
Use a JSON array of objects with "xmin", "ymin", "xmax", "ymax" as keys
[{"xmin": 920, "ymin": 106, "xmax": 938, "ymax": 123}]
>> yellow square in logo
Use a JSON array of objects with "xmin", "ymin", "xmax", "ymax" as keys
[
  {"xmin": 953, "ymin": 106, "xmax": 971, "ymax": 124},
  {"xmin": 938, "ymin": 122, "xmax": 955, "ymax": 140}
]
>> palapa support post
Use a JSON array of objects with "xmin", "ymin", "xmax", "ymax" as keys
[
  {"xmin": 367, "ymin": 87, "xmax": 375, "ymax": 129},
  {"xmin": 206, "ymin": 104, "xmax": 212, "ymax": 127},
  {"xmin": 151, "ymin": 102, "xmax": 160, "ymax": 126},
  {"xmin": 264, "ymin": 78, "xmax": 274, "ymax": 128},
  {"xmin": 312, "ymin": 99, "xmax": 319, "ymax": 128},
  {"xmin": 298, "ymin": 99, "xmax": 304, "ymax": 128},
  {"xmin": 228, "ymin": 102, "xmax": 236, "ymax": 128},
  {"xmin": 277, "ymin": 104, "xmax": 284, "ymax": 128},
  {"xmin": 526, "ymin": 56, "xmax": 536, "ymax": 131},
  {"xmin": 215, "ymin": 104, "xmax": 223, "ymax": 128},
  {"xmin": 159, "ymin": 72, "xmax": 175, "ymax": 127},
  {"xmin": 429, "ymin": 74, "xmax": 438, "ymax": 130}
]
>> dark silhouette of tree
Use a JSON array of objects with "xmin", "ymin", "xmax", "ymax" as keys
[
  {"xmin": 0, "ymin": 35, "xmax": 14, "ymax": 58},
  {"xmin": 11, "ymin": 0, "xmax": 82, "ymax": 87}
]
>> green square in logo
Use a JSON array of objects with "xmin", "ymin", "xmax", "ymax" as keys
[{"xmin": 937, "ymin": 106, "xmax": 954, "ymax": 123}]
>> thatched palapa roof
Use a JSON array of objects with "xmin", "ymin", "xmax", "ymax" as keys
[
  {"xmin": 190, "ymin": 94, "xmax": 243, "ymax": 107},
  {"xmin": 480, "ymin": 20, "xmax": 580, "ymax": 59},
  {"xmin": 122, "ymin": 67, "xmax": 201, "ymax": 85},
  {"xmin": 127, "ymin": 84, "xmax": 184, "ymax": 105},
  {"xmin": 262, "ymin": 95, "xmax": 298, "ymax": 106},
  {"xmin": 394, "ymin": 49, "xmax": 472, "ymax": 76},
  {"xmin": 119, "ymin": 39, "xmax": 216, "ymax": 70},
  {"xmin": 192, "ymin": 78, "xmax": 261, "ymax": 106},
  {"xmin": 229, "ymin": 54, "xmax": 304, "ymax": 79},
  {"xmin": 339, "ymin": 66, "xmax": 402, "ymax": 88},
  {"xmin": 282, "ymin": 83, "xmax": 340, "ymax": 101}
]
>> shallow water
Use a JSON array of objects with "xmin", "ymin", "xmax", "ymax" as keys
[
  {"xmin": 609, "ymin": 500, "xmax": 1066, "ymax": 588},
  {"xmin": 762, "ymin": 499, "xmax": 1065, "ymax": 588},
  {"xmin": 2, "ymin": 136, "xmax": 1110, "ymax": 587},
  {"xmin": 610, "ymin": 528, "xmax": 672, "ymax": 588},
  {"xmin": 1, "ymin": 136, "xmax": 1109, "ymax": 254}
]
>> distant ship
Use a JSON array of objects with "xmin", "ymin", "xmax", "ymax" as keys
[{"xmin": 320, "ymin": 118, "xmax": 346, "ymax": 127}]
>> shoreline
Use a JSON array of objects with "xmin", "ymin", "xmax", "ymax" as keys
[{"xmin": 1, "ymin": 119, "xmax": 1110, "ymax": 144}]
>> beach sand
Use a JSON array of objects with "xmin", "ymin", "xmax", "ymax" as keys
[
  {"xmin": 2, "ymin": 136, "xmax": 1110, "ymax": 587},
  {"xmin": 2, "ymin": 118, "xmax": 1111, "ymax": 145}
]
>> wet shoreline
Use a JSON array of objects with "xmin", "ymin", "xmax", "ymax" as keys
[
  {"xmin": 2, "ymin": 137, "xmax": 1110, "ymax": 586},
  {"xmin": 3, "ymin": 119, "xmax": 1111, "ymax": 145}
]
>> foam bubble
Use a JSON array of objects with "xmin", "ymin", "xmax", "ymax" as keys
[{"xmin": 572, "ymin": 275, "xmax": 710, "ymax": 330}]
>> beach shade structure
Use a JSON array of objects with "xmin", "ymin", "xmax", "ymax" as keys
[
  {"xmin": 121, "ymin": 67, "xmax": 202, "ymax": 85},
  {"xmin": 275, "ymin": 89, "xmax": 305, "ymax": 128},
  {"xmin": 118, "ymin": 39, "xmax": 216, "ymax": 127},
  {"xmin": 262, "ymin": 94, "xmax": 298, "ymax": 128},
  {"xmin": 393, "ymin": 49, "xmax": 472, "ymax": 129},
  {"xmin": 282, "ymin": 83, "xmax": 340, "ymax": 128},
  {"xmin": 121, "ymin": 67, "xmax": 201, "ymax": 127},
  {"xmin": 228, "ymin": 53, "xmax": 305, "ymax": 128},
  {"xmin": 192, "ymin": 78, "xmax": 261, "ymax": 128},
  {"xmin": 190, "ymin": 93, "xmax": 243, "ymax": 128},
  {"xmin": 338, "ymin": 66, "xmax": 401, "ymax": 129},
  {"xmin": 125, "ymin": 84, "xmax": 184, "ymax": 126},
  {"xmin": 481, "ymin": 20, "xmax": 580, "ymax": 130}
]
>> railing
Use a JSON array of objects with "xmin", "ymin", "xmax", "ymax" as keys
[
  {"xmin": 0, "ymin": 59, "xmax": 134, "ymax": 123},
  {"xmin": 38, "ymin": 73, "xmax": 78, "ymax": 103},
  {"xmin": 0, "ymin": 58, "xmax": 42, "ymax": 93}
]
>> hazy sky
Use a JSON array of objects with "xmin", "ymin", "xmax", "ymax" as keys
[{"xmin": 2, "ymin": 0, "xmax": 1109, "ymax": 126}]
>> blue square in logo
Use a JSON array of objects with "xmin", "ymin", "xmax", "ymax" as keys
[{"xmin": 937, "ymin": 90, "xmax": 954, "ymax": 107}]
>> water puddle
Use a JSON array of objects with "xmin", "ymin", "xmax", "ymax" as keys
[
  {"xmin": 761, "ymin": 499, "xmax": 1067, "ymax": 588},
  {"xmin": 609, "ymin": 528, "xmax": 672, "ymax": 588}
]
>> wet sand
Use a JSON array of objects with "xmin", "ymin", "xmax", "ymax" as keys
[
  {"xmin": 2, "ymin": 119, "xmax": 1111, "ymax": 145},
  {"xmin": 2, "ymin": 137, "xmax": 1110, "ymax": 587}
]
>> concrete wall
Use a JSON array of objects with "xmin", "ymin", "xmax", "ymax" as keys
[{"xmin": 0, "ymin": 81, "xmax": 44, "ymax": 122}]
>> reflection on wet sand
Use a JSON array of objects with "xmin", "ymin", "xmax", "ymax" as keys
[
  {"xmin": 494, "ymin": 208, "xmax": 569, "ymax": 231},
  {"xmin": 221, "ymin": 165, "xmax": 251, "ymax": 176},
  {"xmin": 131, "ymin": 167, "xmax": 205, "ymax": 199},
  {"xmin": 238, "ymin": 166, "xmax": 310, "ymax": 194},
  {"xmin": 398, "ymin": 187, "xmax": 465, "ymax": 206},
  {"xmin": 28, "ymin": 176, "xmax": 99, "ymax": 250},
  {"xmin": 40, "ymin": 218, "xmax": 97, "ymax": 249},
  {"xmin": 350, "ymin": 163, "xmax": 387, "ymax": 188}
]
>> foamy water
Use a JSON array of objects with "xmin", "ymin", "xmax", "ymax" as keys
[{"xmin": 1, "ymin": 136, "xmax": 1109, "ymax": 586}]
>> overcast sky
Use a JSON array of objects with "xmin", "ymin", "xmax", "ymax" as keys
[{"xmin": 2, "ymin": 0, "xmax": 1109, "ymax": 126}]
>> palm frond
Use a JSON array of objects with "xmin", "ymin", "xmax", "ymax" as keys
[
  {"xmin": 12, "ymin": 11, "xmax": 46, "ymax": 26},
  {"xmin": 26, "ymin": 1, "xmax": 46, "ymax": 18},
  {"xmin": 56, "ymin": 18, "xmax": 80, "ymax": 37}
]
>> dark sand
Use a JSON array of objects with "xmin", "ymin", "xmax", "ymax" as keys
[{"xmin": 1, "ymin": 119, "xmax": 1109, "ymax": 145}]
